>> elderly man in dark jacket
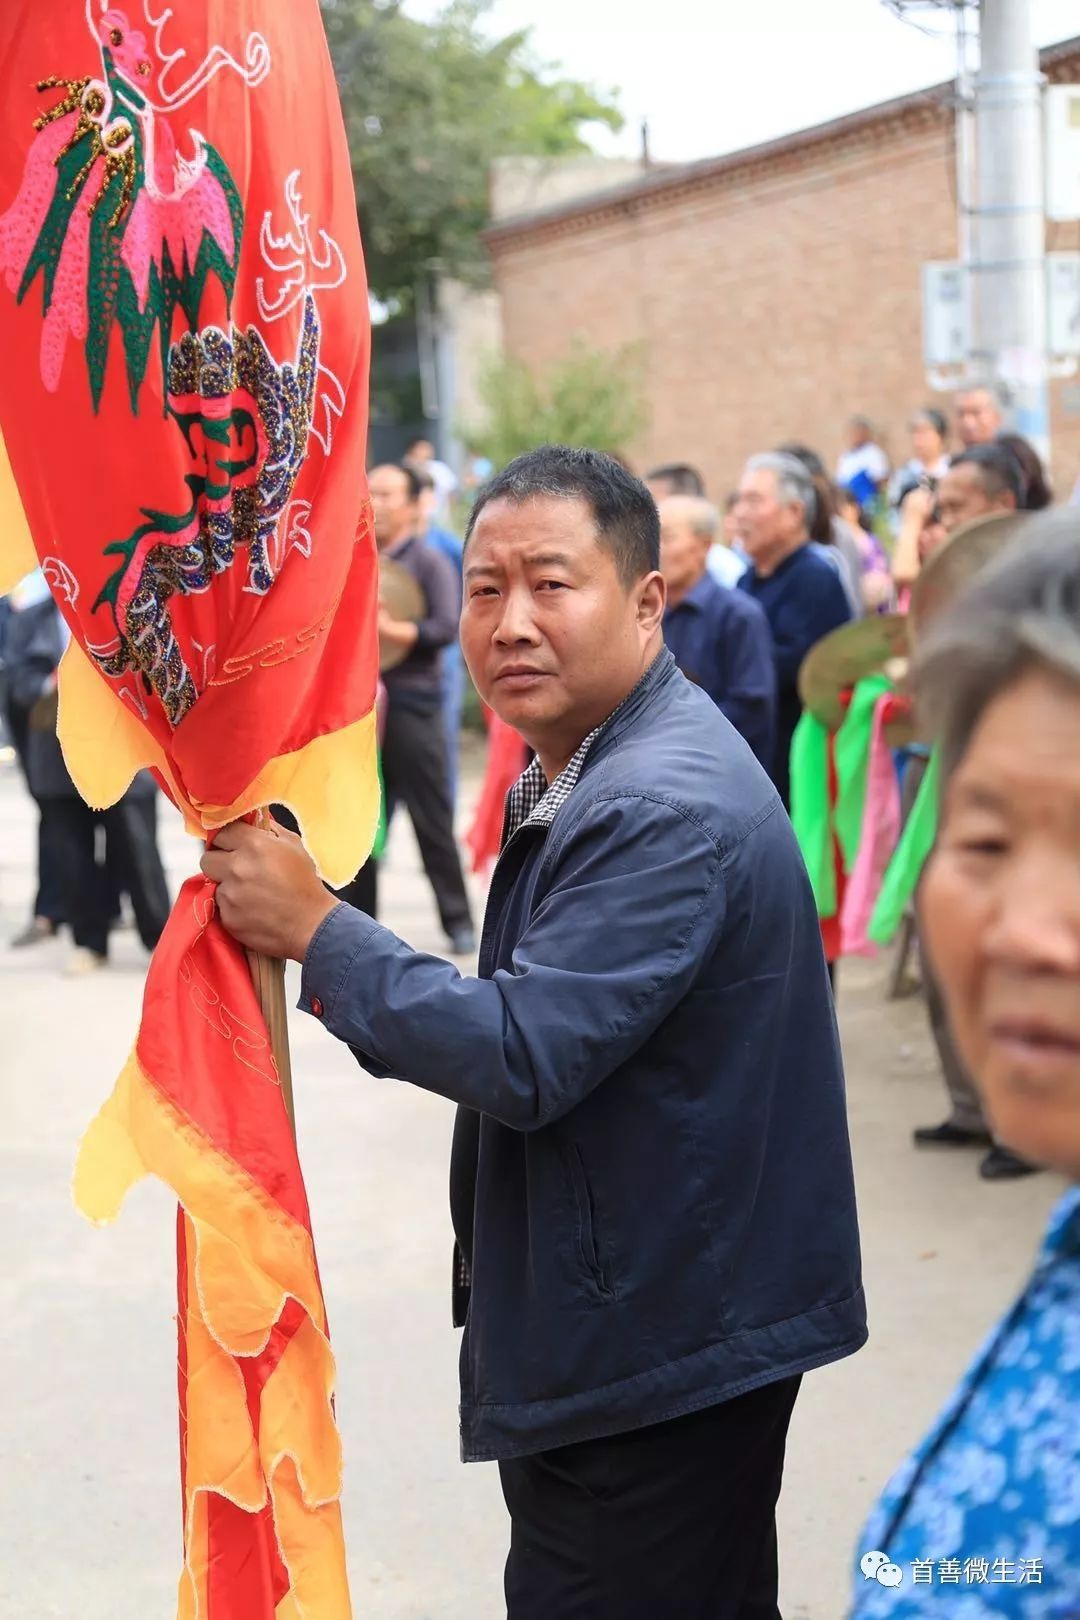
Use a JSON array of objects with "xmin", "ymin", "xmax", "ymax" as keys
[{"xmin": 205, "ymin": 448, "xmax": 867, "ymax": 1620}]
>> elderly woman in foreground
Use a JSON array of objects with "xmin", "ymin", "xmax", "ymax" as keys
[{"xmin": 852, "ymin": 519, "xmax": 1080, "ymax": 1615}]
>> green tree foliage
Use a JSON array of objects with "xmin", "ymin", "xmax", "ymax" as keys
[
  {"xmin": 467, "ymin": 342, "xmax": 649, "ymax": 471},
  {"xmin": 320, "ymin": 0, "xmax": 622, "ymax": 308}
]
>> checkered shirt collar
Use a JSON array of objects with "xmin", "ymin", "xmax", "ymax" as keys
[{"xmin": 503, "ymin": 662, "xmax": 656, "ymax": 842}]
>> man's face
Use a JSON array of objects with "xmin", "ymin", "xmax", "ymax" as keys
[
  {"xmin": 846, "ymin": 419, "xmax": 870, "ymax": 450},
  {"xmin": 369, "ymin": 465, "xmax": 419, "ymax": 549},
  {"xmin": 659, "ymin": 500, "xmax": 709, "ymax": 599},
  {"xmin": 732, "ymin": 466, "xmax": 804, "ymax": 571},
  {"xmin": 955, "ymin": 389, "xmax": 1002, "ymax": 448},
  {"xmin": 937, "ymin": 464, "xmax": 1014, "ymax": 535},
  {"xmin": 461, "ymin": 494, "xmax": 664, "ymax": 765},
  {"xmin": 408, "ymin": 440, "xmax": 434, "ymax": 466}
]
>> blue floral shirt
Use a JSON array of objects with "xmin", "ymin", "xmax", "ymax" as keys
[{"xmin": 852, "ymin": 1188, "xmax": 1080, "ymax": 1617}]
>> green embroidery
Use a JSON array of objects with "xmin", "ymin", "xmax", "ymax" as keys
[{"xmin": 17, "ymin": 70, "xmax": 244, "ymax": 412}]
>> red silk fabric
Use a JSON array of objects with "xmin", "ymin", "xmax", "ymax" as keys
[{"xmin": 0, "ymin": 6, "xmax": 378, "ymax": 1614}]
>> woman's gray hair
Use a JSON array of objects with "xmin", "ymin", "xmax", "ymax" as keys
[
  {"xmin": 744, "ymin": 452, "xmax": 815, "ymax": 521},
  {"xmin": 915, "ymin": 511, "xmax": 1080, "ymax": 784}
]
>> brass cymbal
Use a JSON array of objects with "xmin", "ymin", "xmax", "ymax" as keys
[
  {"xmin": 378, "ymin": 552, "xmax": 426, "ymax": 672},
  {"xmin": 909, "ymin": 510, "xmax": 1033, "ymax": 644},
  {"xmin": 798, "ymin": 612, "xmax": 911, "ymax": 732}
]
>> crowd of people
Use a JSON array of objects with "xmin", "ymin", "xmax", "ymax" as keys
[
  {"xmin": 3, "ymin": 395, "xmax": 1078, "ymax": 1613},
  {"xmin": 1, "ymin": 384, "xmax": 1051, "ymax": 979}
]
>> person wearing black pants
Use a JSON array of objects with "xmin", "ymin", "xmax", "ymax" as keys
[
  {"xmin": 42, "ymin": 780, "xmax": 171, "ymax": 969},
  {"xmin": 379, "ymin": 694, "xmax": 472, "ymax": 937},
  {"xmin": 4, "ymin": 696, "xmax": 67, "ymax": 944},
  {"xmin": 2, "ymin": 582, "xmax": 67, "ymax": 945},
  {"xmin": 370, "ymin": 461, "xmax": 474, "ymax": 953},
  {"xmin": 273, "ymin": 805, "xmax": 378, "ymax": 919},
  {"xmin": 500, "ymin": 1377, "xmax": 802, "ymax": 1620}
]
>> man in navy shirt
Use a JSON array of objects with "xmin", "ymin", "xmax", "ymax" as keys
[
  {"xmin": 659, "ymin": 495, "xmax": 776, "ymax": 767},
  {"xmin": 735, "ymin": 452, "xmax": 852, "ymax": 806}
]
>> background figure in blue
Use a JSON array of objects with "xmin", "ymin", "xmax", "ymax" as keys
[
  {"xmin": 836, "ymin": 414, "xmax": 890, "ymax": 507},
  {"xmin": 410, "ymin": 464, "xmax": 466, "ymax": 810},
  {"xmin": 658, "ymin": 495, "xmax": 776, "ymax": 768},
  {"xmin": 734, "ymin": 453, "xmax": 853, "ymax": 808}
]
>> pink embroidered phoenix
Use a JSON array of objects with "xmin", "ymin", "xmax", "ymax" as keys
[{"xmin": 0, "ymin": 4, "xmax": 248, "ymax": 410}]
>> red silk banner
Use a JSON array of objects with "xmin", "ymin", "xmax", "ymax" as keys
[{"xmin": 0, "ymin": 5, "xmax": 378, "ymax": 1613}]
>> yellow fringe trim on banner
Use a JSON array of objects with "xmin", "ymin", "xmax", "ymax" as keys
[
  {"xmin": 176, "ymin": 1212, "xmax": 352, "ymax": 1620},
  {"xmin": 0, "ymin": 428, "xmax": 37, "ymax": 593},
  {"xmin": 2, "ymin": 432, "xmax": 378, "ymax": 885},
  {"xmin": 73, "ymin": 1050, "xmax": 328, "ymax": 1338},
  {"xmin": 55, "ymin": 635, "xmax": 378, "ymax": 886}
]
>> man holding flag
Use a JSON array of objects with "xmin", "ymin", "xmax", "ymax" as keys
[{"xmin": 207, "ymin": 446, "xmax": 867, "ymax": 1620}]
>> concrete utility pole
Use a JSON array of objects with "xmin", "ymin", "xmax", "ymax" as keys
[{"xmin": 971, "ymin": 0, "xmax": 1049, "ymax": 459}]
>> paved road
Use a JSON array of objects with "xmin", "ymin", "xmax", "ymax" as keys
[{"xmin": 0, "ymin": 761, "xmax": 1064, "ymax": 1618}]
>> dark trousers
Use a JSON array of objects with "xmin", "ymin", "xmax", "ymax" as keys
[
  {"xmin": 44, "ymin": 795, "xmax": 170, "ymax": 956},
  {"xmin": 272, "ymin": 806, "xmax": 378, "ymax": 920},
  {"xmin": 381, "ymin": 697, "xmax": 472, "ymax": 937},
  {"xmin": 33, "ymin": 801, "xmax": 67, "ymax": 924},
  {"xmin": 499, "ymin": 1376, "xmax": 801, "ymax": 1620},
  {"xmin": 112, "ymin": 796, "xmax": 171, "ymax": 949},
  {"xmin": 336, "ymin": 857, "xmax": 377, "ymax": 919},
  {"xmin": 6, "ymin": 704, "xmax": 65, "ymax": 925}
]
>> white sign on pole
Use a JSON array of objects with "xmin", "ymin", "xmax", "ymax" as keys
[
  {"xmin": 922, "ymin": 252, "xmax": 1080, "ymax": 376},
  {"xmin": 1048, "ymin": 252, "xmax": 1080, "ymax": 357},
  {"xmin": 922, "ymin": 261, "xmax": 969, "ymax": 368},
  {"xmin": 1046, "ymin": 85, "xmax": 1080, "ymax": 223}
]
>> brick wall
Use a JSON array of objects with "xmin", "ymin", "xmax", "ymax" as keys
[{"xmin": 488, "ymin": 50, "xmax": 1080, "ymax": 499}]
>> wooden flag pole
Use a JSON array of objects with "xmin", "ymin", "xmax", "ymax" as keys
[
  {"xmin": 246, "ymin": 948, "xmax": 297, "ymax": 1137},
  {"xmin": 243, "ymin": 808, "xmax": 296, "ymax": 1137}
]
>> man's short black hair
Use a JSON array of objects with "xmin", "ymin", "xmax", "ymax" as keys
[
  {"xmin": 950, "ymin": 443, "xmax": 1024, "ymax": 506},
  {"xmin": 466, "ymin": 446, "xmax": 661, "ymax": 585},
  {"xmin": 371, "ymin": 461, "xmax": 424, "ymax": 501},
  {"xmin": 645, "ymin": 462, "xmax": 705, "ymax": 497}
]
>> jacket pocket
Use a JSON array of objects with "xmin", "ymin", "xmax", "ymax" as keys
[{"xmin": 562, "ymin": 1143, "xmax": 616, "ymax": 1301}]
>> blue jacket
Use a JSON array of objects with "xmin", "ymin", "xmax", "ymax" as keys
[
  {"xmin": 301, "ymin": 650, "xmax": 867, "ymax": 1462},
  {"xmin": 738, "ymin": 544, "xmax": 853, "ymax": 805},
  {"xmin": 663, "ymin": 571, "xmax": 776, "ymax": 768}
]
